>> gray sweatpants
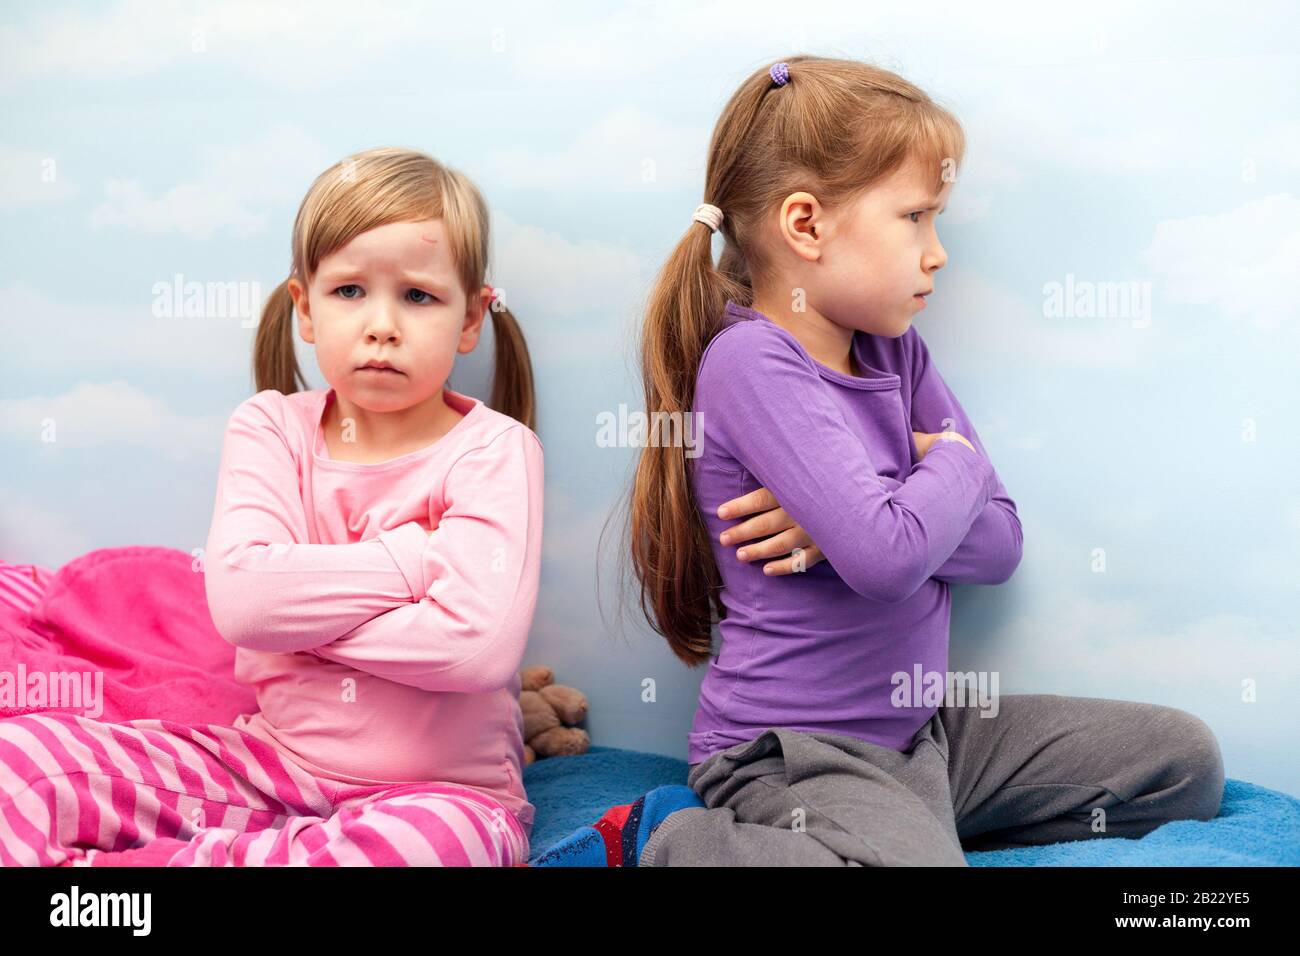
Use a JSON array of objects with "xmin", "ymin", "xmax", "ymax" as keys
[{"xmin": 641, "ymin": 693, "xmax": 1225, "ymax": 866}]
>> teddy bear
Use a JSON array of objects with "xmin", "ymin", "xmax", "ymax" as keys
[{"xmin": 518, "ymin": 665, "xmax": 589, "ymax": 765}]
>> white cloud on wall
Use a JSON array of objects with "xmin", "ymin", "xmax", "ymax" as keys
[
  {"xmin": 0, "ymin": 486, "xmax": 94, "ymax": 566},
  {"xmin": 0, "ymin": 0, "xmax": 444, "ymax": 84},
  {"xmin": 1, "ymin": 282, "xmax": 256, "ymax": 378},
  {"xmin": 1139, "ymin": 193, "xmax": 1300, "ymax": 332},
  {"xmin": 490, "ymin": 209, "xmax": 648, "ymax": 365},
  {"xmin": 87, "ymin": 125, "xmax": 332, "ymax": 239},
  {"xmin": 486, "ymin": 108, "xmax": 710, "ymax": 193},
  {"xmin": 985, "ymin": 595, "xmax": 1297, "ymax": 698},
  {"xmin": 0, "ymin": 145, "xmax": 79, "ymax": 207},
  {"xmin": 921, "ymin": 266, "xmax": 1155, "ymax": 370},
  {"xmin": 0, "ymin": 381, "xmax": 227, "ymax": 460}
]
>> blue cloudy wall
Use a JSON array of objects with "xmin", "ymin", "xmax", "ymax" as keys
[{"xmin": 2, "ymin": 1, "xmax": 1296, "ymax": 795}]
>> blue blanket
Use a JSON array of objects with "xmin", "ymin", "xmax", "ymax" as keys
[{"xmin": 524, "ymin": 746, "xmax": 1300, "ymax": 866}]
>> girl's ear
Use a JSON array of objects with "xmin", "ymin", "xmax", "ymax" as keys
[
  {"xmin": 778, "ymin": 191, "xmax": 825, "ymax": 263},
  {"xmin": 457, "ymin": 285, "xmax": 492, "ymax": 354},
  {"xmin": 288, "ymin": 276, "xmax": 314, "ymax": 343}
]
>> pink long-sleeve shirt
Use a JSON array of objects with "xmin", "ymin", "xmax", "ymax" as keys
[{"xmin": 203, "ymin": 385, "xmax": 545, "ymax": 835}]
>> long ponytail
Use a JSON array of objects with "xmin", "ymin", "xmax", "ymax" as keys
[
  {"xmin": 486, "ymin": 300, "xmax": 536, "ymax": 431},
  {"xmin": 252, "ymin": 279, "xmax": 308, "ymax": 395},
  {"xmin": 623, "ymin": 218, "xmax": 746, "ymax": 666}
]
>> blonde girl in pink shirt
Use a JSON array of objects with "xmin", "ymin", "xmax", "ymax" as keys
[{"xmin": 0, "ymin": 147, "xmax": 545, "ymax": 867}]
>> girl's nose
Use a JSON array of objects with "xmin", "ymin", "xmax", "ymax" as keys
[
  {"xmin": 924, "ymin": 241, "xmax": 947, "ymax": 272},
  {"xmin": 365, "ymin": 305, "xmax": 400, "ymax": 341}
]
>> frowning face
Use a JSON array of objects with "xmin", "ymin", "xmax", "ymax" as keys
[
  {"xmin": 289, "ymin": 218, "xmax": 491, "ymax": 415},
  {"xmin": 815, "ymin": 153, "xmax": 952, "ymax": 337}
]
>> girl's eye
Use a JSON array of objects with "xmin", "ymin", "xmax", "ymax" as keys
[
  {"xmin": 335, "ymin": 284, "xmax": 362, "ymax": 299},
  {"xmin": 407, "ymin": 289, "xmax": 438, "ymax": 304},
  {"xmin": 908, "ymin": 211, "xmax": 924, "ymax": 223}
]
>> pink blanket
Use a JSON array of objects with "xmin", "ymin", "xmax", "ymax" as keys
[{"xmin": 0, "ymin": 546, "xmax": 256, "ymax": 725}]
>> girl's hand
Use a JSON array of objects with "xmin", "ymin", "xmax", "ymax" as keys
[
  {"xmin": 913, "ymin": 430, "xmax": 976, "ymax": 461},
  {"xmin": 716, "ymin": 487, "xmax": 826, "ymax": 576}
]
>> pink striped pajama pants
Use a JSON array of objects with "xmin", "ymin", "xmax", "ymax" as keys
[
  {"xmin": 0, "ymin": 559, "xmax": 53, "ymax": 616},
  {"xmin": 0, "ymin": 560, "xmax": 529, "ymax": 867}
]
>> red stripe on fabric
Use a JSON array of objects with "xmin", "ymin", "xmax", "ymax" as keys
[{"xmin": 593, "ymin": 817, "xmax": 623, "ymax": 866}]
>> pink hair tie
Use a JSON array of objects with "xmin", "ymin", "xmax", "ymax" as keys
[{"xmin": 769, "ymin": 62, "xmax": 790, "ymax": 87}]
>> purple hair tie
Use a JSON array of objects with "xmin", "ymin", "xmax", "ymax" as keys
[{"xmin": 769, "ymin": 62, "xmax": 790, "ymax": 87}]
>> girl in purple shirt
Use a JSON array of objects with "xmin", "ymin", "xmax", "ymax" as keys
[{"xmin": 535, "ymin": 55, "xmax": 1223, "ymax": 867}]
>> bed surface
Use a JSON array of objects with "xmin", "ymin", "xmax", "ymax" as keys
[{"xmin": 524, "ymin": 745, "xmax": 1300, "ymax": 866}]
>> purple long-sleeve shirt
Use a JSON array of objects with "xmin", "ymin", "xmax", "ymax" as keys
[{"xmin": 686, "ymin": 300, "xmax": 1023, "ymax": 765}]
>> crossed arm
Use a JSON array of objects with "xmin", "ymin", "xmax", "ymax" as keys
[
  {"xmin": 204, "ymin": 393, "xmax": 545, "ymax": 692},
  {"xmin": 704, "ymin": 326, "xmax": 1022, "ymax": 588}
]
